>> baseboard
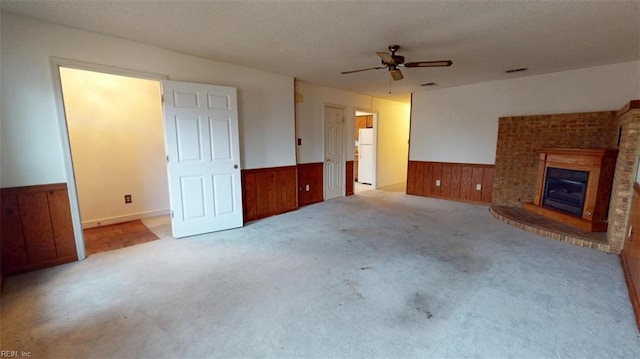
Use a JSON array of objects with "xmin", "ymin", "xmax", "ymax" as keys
[
  {"xmin": 377, "ymin": 182, "xmax": 406, "ymax": 190},
  {"xmin": 82, "ymin": 209, "xmax": 170, "ymax": 229},
  {"xmin": 621, "ymin": 251, "xmax": 640, "ymax": 331}
]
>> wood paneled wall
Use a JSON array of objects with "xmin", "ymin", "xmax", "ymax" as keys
[
  {"xmin": 297, "ymin": 162, "xmax": 324, "ymax": 206},
  {"xmin": 1, "ymin": 183, "xmax": 78, "ymax": 275},
  {"xmin": 346, "ymin": 161, "xmax": 354, "ymax": 196},
  {"xmin": 622, "ymin": 182, "xmax": 640, "ymax": 330},
  {"xmin": 242, "ymin": 166, "xmax": 298, "ymax": 222},
  {"xmin": 407, "ymin": 161, "xmax": 494, "ymax": 203}
]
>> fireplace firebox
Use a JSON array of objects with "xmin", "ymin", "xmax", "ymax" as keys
[
  {"xmin": 524, "ymin": 148, "xmax": 617, "ymax": 232},
  {"xmin": 542, "ymin": 167, "xmax": 589, "ymax": 217}
]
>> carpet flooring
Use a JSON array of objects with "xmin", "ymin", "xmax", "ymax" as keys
[
  {"xmin": 1, "ymin": 186, "xmax": 640, "ymax": 358},
  {"xmin": 83, "ymin": 220, "xmax": 159, "ymax": 255}
]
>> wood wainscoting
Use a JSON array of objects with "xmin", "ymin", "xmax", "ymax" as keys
[
  {"xmin": 297, "ymin": 162, "xmax": 324, "ymax": 206},
  {"xmin": 1, "ymin": 183, "xmax": 78, "ymax": 276},
  {"xmin": 622, "ymin": 182, "xmax": 640, "ymax": 330},
  {"xmin": 241, "ymin": 166, "xmax": 298, "ymax": 222},
  {"xmin": 407, "ymin": 161, "xmax": 494, "ymax": 204},
  {"xmin": 346, "ymin": 161, "xmax": 354, "ymax": 196}
]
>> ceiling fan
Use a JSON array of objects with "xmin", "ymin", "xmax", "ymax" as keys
[{"xmin": 341, "ymin": 45, "xmax": 452, "ymax": 81}]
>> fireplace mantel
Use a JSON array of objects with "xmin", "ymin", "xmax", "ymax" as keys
[{"xmin": 524, "ymin": 148, "xmax": 618, "ymax": 232}]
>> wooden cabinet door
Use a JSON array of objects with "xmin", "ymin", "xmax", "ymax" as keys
[
  {"xmin": 355, "ymin": 116, "xmax": 367, "ymax": 140},
  {"xmin": 365, "ymin": 115, "xmax": 373, "ymax": 128}
]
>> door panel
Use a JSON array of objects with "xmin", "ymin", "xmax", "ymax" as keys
[
  {"xmin": 176, "ymin": 117, "xmax": 203, "ymax": 161},
  {"xmin": 163, "ymin": 80, "xmax": 243, "ymax": 238},
  {"xmin": 180, "ymin": 176, "xmax": 206, "ymax": 220},
  {"xmin": 210, "ymin": 118, "xmax": 232, "ymax": 160},
  {"xmin": 324, "ymin": 106, "xmax": 344, "ymax": 199},
  {"xmin": 213, "ymin": 174, "xmax": 235, "ymax": 215}
]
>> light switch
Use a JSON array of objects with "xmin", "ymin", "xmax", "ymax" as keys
[
  {"xmin": 476, "ymin": 184, "xmax": 482, "ymax": 191},
  {"xmin": 306, "ymin": 184, "xmax": 310, "ymax": 191},
  {"xmin": 435, "ymin": 179, "xmax": 441, "ymax": 187}
]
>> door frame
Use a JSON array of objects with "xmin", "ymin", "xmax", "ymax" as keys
[
  {"xmin": 49, "ymin": 57, "xmax": 167, "ymax": 260},
  {"xmin": 354, "ymin": 108, "xmax": 378, "ymax": 189},
  {"xmin": 322, "ymin": 103, "xmax": 346, "ymax": 199}
]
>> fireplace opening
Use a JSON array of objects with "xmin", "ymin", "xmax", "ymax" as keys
[{"xmin": 542, "ymin": 167, "xmax": 589, "ymax": 217}]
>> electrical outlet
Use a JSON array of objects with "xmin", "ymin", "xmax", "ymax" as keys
[
  {"xmin": 476, "ymin": 184, "xmax": 482, "ymax": 191},
  {"xmin": 435, "ymin": 179, "xmax": 441, "ymax": 187},
  {"xmin": 124, "ymin": 194, "xmax": 132, "ymax": 204},
  {"xmin": 305, "ymin": 184, "xmax": 310, "ymax": 191}
]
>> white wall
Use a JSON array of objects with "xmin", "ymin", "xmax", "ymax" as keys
[
  {"xmin": 296, "ymin": 82, "xmax": 370, "ymax": 164},
  {"xmin": 0, "ymin": 13, "xmax": 295, "ymax": 188},
  {"xmin": 410, "ymin": 61, "xmax": 640, "ymax": 164},
  {"xmin": 60, "ymin": 68, "xmax": 169, "ymax": 227},
  {"xmin": 296, "ymin": 82, "xmax": 410, "ymax": 187}
]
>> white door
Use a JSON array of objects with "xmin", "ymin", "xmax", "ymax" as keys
[
  {"xmin": 162, "ymin": 80, "xmax": 243, "ymax": 238},
  {"xmin": 324, "ymin": 105, "xmax": 344, "ymax": 199}
]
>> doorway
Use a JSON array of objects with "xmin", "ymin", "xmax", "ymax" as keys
[
  {"xmin": 354, "ymin": 110, "xmax": 377, "ymax": 193},
  {"xmin": 58, "ymin": 67, "xmax": 171, "ymax": 255}
]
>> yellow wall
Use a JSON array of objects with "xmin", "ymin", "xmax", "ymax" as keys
[
  {"xmin": 372, "ymin": 99, "xmax": 410, "ymax": 187},
  {"xmin": 60, "ymin": 68, "xmax": 169, "ymax": 227}
]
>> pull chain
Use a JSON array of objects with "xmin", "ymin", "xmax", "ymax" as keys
[{"xmin": 388, "ymin": 75, "xmax": 392, "ymax": 94}]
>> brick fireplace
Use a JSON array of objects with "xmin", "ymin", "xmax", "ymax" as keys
[
  {"xmin": 492, "ymin": 101, "xmax": 640, "ymax": 253},
  {"xmin": 493, "ymin": 111, "xmax": 618, "ymax": 208}
]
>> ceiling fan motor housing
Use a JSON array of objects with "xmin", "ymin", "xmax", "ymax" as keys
[{"xmin": 392, "ymin": 55, "xmax": 405, "ymax": 64}]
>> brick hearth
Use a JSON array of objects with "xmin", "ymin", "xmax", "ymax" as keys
[{"xmin": 490, "ymin": 205, "xmax": 608, "ymax": 251}]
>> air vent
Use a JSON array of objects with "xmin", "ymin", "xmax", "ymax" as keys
[
  {"xmin": 505, "ymin": 67, "xmax": 528, "ymax": 74},
  {"xmin": 420, "ymin": 82, "xmax": 437, "ymax": 87}
]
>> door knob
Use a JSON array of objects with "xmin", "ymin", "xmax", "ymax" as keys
[{"xmin": 234, "ymin": 164, "xmax": 238, "ymax": 169}]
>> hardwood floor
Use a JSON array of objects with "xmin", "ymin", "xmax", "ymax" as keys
[{"xmin": 83, "ymin": 220, "xmax": 159, "ymax": 255}]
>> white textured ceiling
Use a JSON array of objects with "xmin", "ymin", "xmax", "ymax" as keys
[{"xmin": 2, "ymin": 1, "xmax": 639, "ymax": 103}]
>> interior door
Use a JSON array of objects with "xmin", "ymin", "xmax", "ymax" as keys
[
  {"xmin": 162, "ymin": 80, "xmax": 243, "ymax": 238},
  {"xmin": 324, "ymin": 105, "xmax": 345, "ymax": 199}
]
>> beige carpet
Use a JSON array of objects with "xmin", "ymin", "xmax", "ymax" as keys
[{"xmin": 2, "ymin": 186, "xmax": 639, "ymax": 358}]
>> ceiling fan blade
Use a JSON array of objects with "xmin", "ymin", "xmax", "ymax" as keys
[
  {"xmin": 403, "ymin": 60, "xmax": 453, "ymax": 68},
  {"xmin": 341, "ymin": 66, "xmax": 386, "ymax": 74},
  {"xmin": 377, "ymin": 52, "xmax": 395, "ymax": 64},
  {"xmin": 390, "ymin": 69, "xmax": 404, "ymax": 81}
]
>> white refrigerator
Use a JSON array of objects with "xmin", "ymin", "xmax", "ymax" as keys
[{"xmin": 358, "ymin": 128, "xmax": 374, "ymax": 184}]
